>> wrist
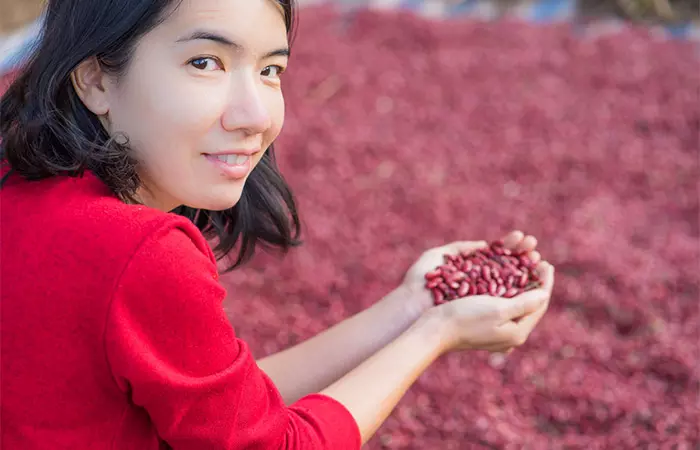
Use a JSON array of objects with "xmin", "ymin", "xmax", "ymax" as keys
[
  {"xmin": 409, "ymin": 307, "xmax": 451, "ymax": 357},
  {"xmin": 395, "ymin": 282, "xmax": 434, "ymax": 319}
]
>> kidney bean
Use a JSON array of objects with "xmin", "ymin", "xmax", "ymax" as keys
[
  {"xmin": 426, "ymin": 278, "xmax": 442, "ymax": 289},
  {"xmin": 504, "ymin": 287, "xmax": 520, "ymax": 298},
  {"xmin": 440, "ymin": 264, "xmax": 456, "ymax": 274},
  {"xmin": 519, "ymin": 272, "xmax": 529, "ymax": 287},
  {"xmin": 424, "ymin": 239, "xmax": 543, "ymax": 304},
  {"xmin": 457, "ymin": 281, "xmax": 470, "ymax": 297},
  {"xmin": 451, "ymin": 271, "xmax": 466, "ymax": 282},
  {"xmin": 425, "ymin": 269, "xmax": 442, "ymax": 280},
  {"xmin": 488, "ymin": 279, "xmax": 499, "ymax": 295},
  {"xmin": 507, "ymin": 256, "xmax": 520, "ymax": 266}
]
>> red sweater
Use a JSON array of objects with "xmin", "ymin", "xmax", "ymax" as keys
[{"xmin": 1, "ymin": 170, "xmax": 361, "ymax": 450}]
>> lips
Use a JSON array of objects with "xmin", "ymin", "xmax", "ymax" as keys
[
  {"xmin": 211, "ymin": 154, "xmax": 250, "ymax": 166},
  {"xmin": 203, "ymin": 152, "xmax": 253, "ymax": 180}
]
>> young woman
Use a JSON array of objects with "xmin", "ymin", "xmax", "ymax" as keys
[{"xmin": 0, "ymin": 0, "xmax": 555, "ymax": 448}]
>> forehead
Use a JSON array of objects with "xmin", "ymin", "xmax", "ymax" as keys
[{"xmin": 162, "ymin": 0, "xmax": 288, "ymax": 47}]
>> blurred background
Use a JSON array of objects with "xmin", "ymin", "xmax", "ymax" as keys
[{"xmin": 2, "ymin": 0, "xmax": 698, "ymax": 448}]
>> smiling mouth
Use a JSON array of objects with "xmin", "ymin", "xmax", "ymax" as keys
[
  {"xmin": 206, "ymin": 154, "xmax": 251, "ymax": 166},
  {"xmin": 202, "ymin": 153, "xmax": 253, "ymax": 180}
]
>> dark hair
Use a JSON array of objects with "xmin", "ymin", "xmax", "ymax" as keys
[{"xmin": 0, "ymin": 0, "xmax": 301, "ymax": 271}]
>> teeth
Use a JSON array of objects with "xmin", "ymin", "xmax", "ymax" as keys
[{"xmin": 215, "ymin": 154, "xmax": 249, "ymax": 165}]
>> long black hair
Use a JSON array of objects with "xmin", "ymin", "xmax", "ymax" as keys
[{"xmin": 0, "ymin": 0, "xmax": 301, "ymax": 272}]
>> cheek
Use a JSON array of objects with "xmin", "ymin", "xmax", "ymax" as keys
[
  {"xmin": 142, "ymin": 78, "xmax": 226, "ymax": 129},
  {"xmin": 109, "ymin": 68, "xmax": 227, "ymax": 151}
]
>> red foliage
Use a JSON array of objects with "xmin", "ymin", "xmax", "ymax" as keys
[{"xmin": 221, "ymin": 8, "xmax": 699, "ymax": 449}]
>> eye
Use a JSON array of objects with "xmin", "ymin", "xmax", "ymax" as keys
[
  {"xmin": 261, "ymin": 65, "xmax": 285, "ymax": 79},
  {"xmin": 188, "ymin": 57, "xmax": 224, "ymax": 72}
]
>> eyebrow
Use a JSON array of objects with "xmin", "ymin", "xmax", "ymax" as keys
[{"xmin": 176, "ymin": 30, "xmax": 290, "ymax": 58}]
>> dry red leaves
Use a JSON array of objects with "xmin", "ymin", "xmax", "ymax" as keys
[{"xmin": 228, "ymin": 8, "xmax": 698, "ymax": 448}]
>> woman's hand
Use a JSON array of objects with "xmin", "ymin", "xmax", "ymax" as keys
[
  {"xmin": 402, "ymin": 230, "xmax": 541, "ymax": 312},
  {"xmin": 318, "ymin": 234, "xmax": 551, "ymax": 445},
  {"xmin": 427, "ymin": 260, "xmax": 554, "ymax": 354}
]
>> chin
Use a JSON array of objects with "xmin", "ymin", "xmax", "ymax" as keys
[{"xmin": 190, "ymin": 190, "xmax": 243, "ymax": 212}]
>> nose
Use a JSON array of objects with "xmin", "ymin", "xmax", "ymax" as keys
[{"xmin": 221, "ymin": 71, "xmax": 272, "ymax": 135}]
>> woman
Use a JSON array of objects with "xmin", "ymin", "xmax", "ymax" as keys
[{"xmin": 0, "ymin": 0, "xmax": 554, "ymax": 448}]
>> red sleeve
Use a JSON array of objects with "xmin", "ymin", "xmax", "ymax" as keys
[{"xmin": 104, "ymin": 220, "xmax": 361, "ymax": 450}]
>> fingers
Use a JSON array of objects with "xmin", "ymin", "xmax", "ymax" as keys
[
  {"xmin": 440, "ymin": 231, "xmax": 540, "ymax": 258},
  {"xmin": 497, "ymin": 294, "xmax": 550, "ymax": 349},
  {"xmin": 496, "ymin": 289, "xmax": 548, "ymax": 324},
  {"xmin": 509, "ymin": 262, "xmax": 554, "ymax": 329},
  {"xmin": 495, "ymin": 262, "xmax": 554, "ymax": 348},
  {"xmin": 493, "ymin": 321, "xmax": 527, "ymax": 347},
  {"xmin": 480, "ymin": 342, "xmax": 517, "ymax": 354},
  {"xmin": 501, "ymin": 230, "xmax": 538, "ymax": 254},
  {"xmin": 490, "ymin": 348, "xmax": 515, "ymax": 356},
  {"xmin": 536, "ymin": 261, "xmax": 555, "ymax": 294},
  {"xmin": 511, "ymin": 302, "xmax": 547, "ymax": 337},
  {"xmin": 502, "ymin": 231, "xmax": 524, "ymax": 249},
  {"xmin": 480, "ymin": 345, "xmax": 515, "ymax": 354},
  {"xmin": 517, "ymin": 235, "xmax": 538, "ymax": 253}
]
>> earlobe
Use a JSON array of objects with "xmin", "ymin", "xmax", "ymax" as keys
[{"xmin": 70, "ymin": 57, "xmax": 111, "ymax": 116}]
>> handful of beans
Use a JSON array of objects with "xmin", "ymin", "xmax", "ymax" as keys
[{"xmin": 424, "ymin": 240, "xmax": 542, "ymax": 305}]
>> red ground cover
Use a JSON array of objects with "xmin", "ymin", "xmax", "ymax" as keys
[
  {"xmin": 221, "ymin": 8, "xmax": 699, "ymax": 449},
  {"xmin": 2, "ymin": 6, "xmax": 697, "ymax": 449}
]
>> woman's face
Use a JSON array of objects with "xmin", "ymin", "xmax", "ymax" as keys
[{"xmin": 102, "ymin": 0, "xmax": 289, "ymax": 211}]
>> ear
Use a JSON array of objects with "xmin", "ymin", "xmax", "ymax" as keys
[{"xmin": 70, "ymin": 57, "xmax": 112, "ymax": 116}]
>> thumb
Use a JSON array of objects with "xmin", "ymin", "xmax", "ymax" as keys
[
  {"xmin": 536, "ymin": 261, "xmax": 555, "ymax": 294},
  {"xmin": 497, "ymin": 290, "xmax": 547, "ymax": 323}
]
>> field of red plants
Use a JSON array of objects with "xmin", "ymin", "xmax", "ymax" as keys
[
  {"xmin": 220, "ymin": 8, "xmax": 699, "ymax": 449},
  {"xmin": 2, "ymin": 6, "xmax": 698, "ymax": 449}
]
